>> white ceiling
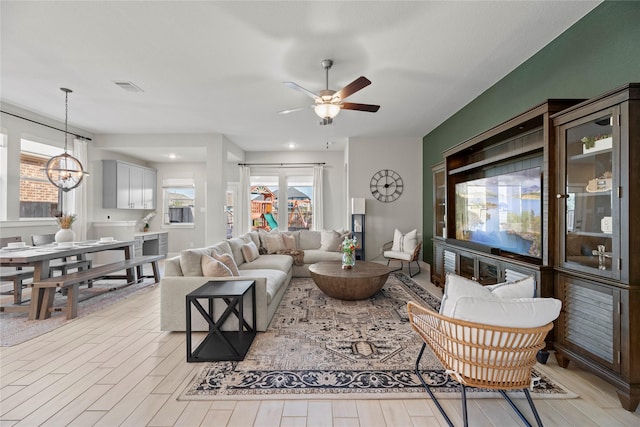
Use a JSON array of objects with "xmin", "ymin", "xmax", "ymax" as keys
[{"xmin": 1, "ymin": 1, "xmax": 600, "ymax": 161}]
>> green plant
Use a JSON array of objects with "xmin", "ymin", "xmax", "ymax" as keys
[{"xmin": 581, "ymin": 134, "xmax": 611, "ymax": 149}]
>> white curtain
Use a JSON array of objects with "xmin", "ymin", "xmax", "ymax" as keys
[
  {"xmin": 71, "ymin": 139, "xmax": 89, "ymax": 240},
  {"xmin": 312, "ymin": 165, "xmax": 324, "ymax": 231},
  {"xmin": 238, "ymin": 165, "xmax": 251, "ymax": 235}
]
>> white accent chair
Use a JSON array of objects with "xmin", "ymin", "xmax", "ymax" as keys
[{"xmin": 382, "ymin": 229, "xmax": 422, "ymax": 277}]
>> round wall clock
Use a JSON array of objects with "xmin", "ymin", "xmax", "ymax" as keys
[{"xmin": 370, "ymin": 169, "xmax": 403, "ymax": 202}]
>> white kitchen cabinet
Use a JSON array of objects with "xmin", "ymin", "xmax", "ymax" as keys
[{"xmin": 103, "ymin": 160, "xmax": 156, "ymax": 210}]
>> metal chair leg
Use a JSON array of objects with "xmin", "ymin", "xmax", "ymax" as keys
[
  {"xmin": 524, "ymin": 388, "xmax": 544, "ymax": 427},
  {"xmin": 499, "ymin": 389, "xmax": 544, "ymax": 427},
  {"xmin": 414, "ymin": 343, "xmax": 454, "ymax": 427},
  {"xmin": 461, "ymin": 384, "xmax": 469, "ymax": 427},
  {"xmin": 408, "ymin": 260, "xmax": 421, "ymax": 277}
]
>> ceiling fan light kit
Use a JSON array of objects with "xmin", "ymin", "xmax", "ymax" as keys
[{"xmin": 281, "ymin": 59, "xmax": 380, "ymax": 125}]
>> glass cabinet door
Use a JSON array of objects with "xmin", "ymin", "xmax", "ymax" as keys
[
  {"xmin": 559, "ymin": 109, "xmax": 619, "ymax": 278},
  {"xmin": 432, "ymin": 163, "xmax": 446, "ymax": 239}
]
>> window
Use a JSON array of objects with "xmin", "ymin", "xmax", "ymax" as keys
[
  {"xmin": 20, "ymin": 140, "xmax": 63, "ymax": 218},
  {"xmin": 250, "ymin": 176, "xmax": 278, "ymax": 231},
  {"xmin": 247, "ymin": 173, "xmax": 315, "ymax": 231},
  {"xmin": 286, "ymin": 176, "xmax": 313, "ymax": 230},
  {"xmin": 162, "ymin": 178, "xmax": 195, "ymax": 226}
]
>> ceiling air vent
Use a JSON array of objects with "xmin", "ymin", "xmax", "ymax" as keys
[{"xmin": 113, "ymin": 81, "xmax": 144, "ymax": 92}]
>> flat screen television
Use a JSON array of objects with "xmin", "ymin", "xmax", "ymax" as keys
[{"xmin": 455, "ymin": 167, "xmax": 542, "ymax": 259}]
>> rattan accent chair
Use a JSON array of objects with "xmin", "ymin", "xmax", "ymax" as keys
[{"xmin": 407, "ymin": 301, "xmax": 552, "ymax": 427}]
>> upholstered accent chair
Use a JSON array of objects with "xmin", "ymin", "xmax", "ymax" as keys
[{"xmin": 382, "ymin": 228, "xmax": 421, "ymax": 277}]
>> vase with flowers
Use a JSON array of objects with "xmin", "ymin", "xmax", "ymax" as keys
[
  {"xmin": 340, "ymin": 235, "xmax": 357, "ymax": 269},
  {"xmin": 54, "ymin": 213, "xmax": 77, "ymax": 243}
]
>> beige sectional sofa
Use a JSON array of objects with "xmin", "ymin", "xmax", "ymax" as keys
[{"xmin": 160, "ymin": 229, "xmax": 345, "ymax": 332}]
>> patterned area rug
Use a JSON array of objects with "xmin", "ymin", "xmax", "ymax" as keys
[
  {"xmin": 181, "ymin": 274, "xmax": 576, "ymax": 400},
  {"xmin": 0, "ymin": 278, "xmax": 157, "ymax": 347}
]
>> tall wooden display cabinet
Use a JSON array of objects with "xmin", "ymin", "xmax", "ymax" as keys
[{"xmin": 552, "ymin": 83, "xmax": 640, "ymax": 411}]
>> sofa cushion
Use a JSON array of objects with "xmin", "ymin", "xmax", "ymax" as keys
[
  {"xmin": 248, "ymin": 231, "xmax": 261, "ymax": 249},
  {"xmin": 320, "ymin": 230, "xmax": 348, "ymax": 252},
  {"xmin": 264, "ymin": 233, "xmax": 285, "ymax": 254},
  {"xmin": 239, "ymin": 254, "xmax": 293, "ymax": 273},
  {"xmin": 201, "ymin": 255, "xmax": 233, "ymax": 277},
  {"xmin": 180, "ymin": 248, "xmax": 212, "ymax": 277},
  {"xmin": 299, "ymin": 230, "xmax": 321, "ymax": 250},
  {"xmin": 164, "ymin": 256, "xmax": 183, "ymax": 276},
  {"xmin": 238, "ymin": 269, "xmax": 288, "ymax": 305},
  {"xmin": 450, "ymin": 296, "xmax": 562, "ymax": 328},
  {"xmin": 241, "ymin": 241, "xmax": 260, "ymax": 262},
  {"xmin": 392, "ymin": 228, "xmax": 418, "ymax": 252},
  {"xmin": 208, "ymin": 241, "xmax": 233, "ymax": 258},
  {"xmin": 228, "ymin": 234, "xmax": 253, "ymax": 265},
  {"xmin": 301, "ymin": 249, "xmax": 343, "ymax": 264},
  {"xmin": 210, "ymin": 252, "xmax": 240, "ymax": 276}
]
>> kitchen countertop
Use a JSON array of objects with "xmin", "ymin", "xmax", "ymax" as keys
[{"xmin": 134, "ymin": 231, "xmax": 169, "ymax": 237}]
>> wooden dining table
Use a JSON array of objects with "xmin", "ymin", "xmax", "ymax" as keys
[{"xmin": 0, "ymin": 240, "xmax": 136, "ymax": 319}]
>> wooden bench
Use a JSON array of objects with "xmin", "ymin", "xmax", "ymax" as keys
[{"xmin": 29, "ymin": 255, "xmax": 164, "ymax": 320}]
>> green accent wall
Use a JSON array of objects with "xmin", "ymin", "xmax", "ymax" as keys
[{"xmin": 422, "ymin": 1, "xmax": 640, "ymax": 264}]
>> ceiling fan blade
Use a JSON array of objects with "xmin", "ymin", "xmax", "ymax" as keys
[
  {"xmin": 283, "ymin": 82, "xmax": 319, "ymax": 100},
  {"xmin": 333, "ymin": 76, "xmax": 371, "ymax": 100},
  {"xmin": 341, "ymin": 102, "xmax": 380, "ymax": 113},
  {"xmin": 278, "ymin": 105, "xmax": 313, "ymax": 115}
]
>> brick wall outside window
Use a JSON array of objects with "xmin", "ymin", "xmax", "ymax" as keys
[{"xmin": 20, "ymin": 153, "xmax": 58, "ymax": 203}]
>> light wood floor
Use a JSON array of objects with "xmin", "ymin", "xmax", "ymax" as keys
[{"xmin": 2, "ymin": 263, "xmax": 640, "ymax": 426}]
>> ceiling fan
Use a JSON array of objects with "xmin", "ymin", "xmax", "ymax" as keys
[{"xmin": 280, "ymin": 59, "xmax": 380, "ymax": 125}]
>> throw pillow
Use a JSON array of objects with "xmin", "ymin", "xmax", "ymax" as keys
[
  {"xmin": 450, "ymin": 296, "xmax": 562, "ymax": 328},
  {"xmin": 440, "ymin": 273, "xmax": 537, "ymax": 317},
  {"xmin": 391, "ymin": 229, "xmax": 418, "ymax": 252},
  {"xmin": 179, "ymin": 248, "xmax": 212, "ymax": 276},
  {"xmin": 440, "ymin": 273, "xmax": 492, "ymax": 316},
  {"xmin": 241, "ymin": 241, "xmax": 260, "ymax": 263},
  {"xmin": 282, "ymin": 233, "xmax": 297, "ymax": 250},
  {"xmin": 201, "ymin": 255, "xmax": 233, "ymax": 277},
  {"xmin": 210, "ymin": 251, "xmax": 240, "ymax": 276},
  {"xmin": 485, "ymin": 276, "xmax": 536, "ymax": 299},
  {"xmin": 264, "ymin": 233, "xmax": 285, "ymax": 254},
  {"xmin": 320, "ymin": 230, "xmax": 343, "ymax": 252}
]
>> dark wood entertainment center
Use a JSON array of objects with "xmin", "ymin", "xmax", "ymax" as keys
[{"xmin": 430, "ymin": 83, "xmax": 640, "ymax": 411}]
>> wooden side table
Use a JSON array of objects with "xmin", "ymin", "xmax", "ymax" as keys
[{"xmin": 186, "ymin": 280, "xmax": 256, "ymax": 362}]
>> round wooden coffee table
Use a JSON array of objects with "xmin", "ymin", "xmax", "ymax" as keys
[{"xmin": 308, "ymin": 261, "xmax": 395, "ymax": 300}]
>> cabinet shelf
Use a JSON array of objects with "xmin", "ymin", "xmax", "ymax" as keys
[
  {"xmin": 568, "ymin": 231, "xmax": 612, "ymax": 238},
  {"xmin": 572, "ymin": 191, "xmax": 611, "ymax": 197},
  {"xmin": 568, "ymin": 149, "xmax": 612, "ymax": 161}
]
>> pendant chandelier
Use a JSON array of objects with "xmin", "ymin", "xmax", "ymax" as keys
[{"xmin": 45, "ymin": 88, "xmax": 89, "ymax": 192}]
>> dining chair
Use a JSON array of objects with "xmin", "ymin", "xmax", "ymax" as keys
[{"xmin": 0, "ymin": 236, "xmax": 34, "ymax": 304}]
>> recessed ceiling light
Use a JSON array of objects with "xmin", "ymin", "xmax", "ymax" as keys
[
  {"xmin": 288, "ymin": 143, "xmax": 296, "ymax": 149},
  {"xmin": 167, "ymin": 153, "xmax": 177, "ymax": 159}
]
